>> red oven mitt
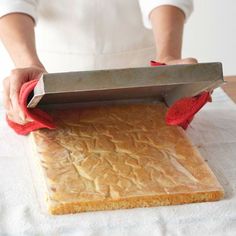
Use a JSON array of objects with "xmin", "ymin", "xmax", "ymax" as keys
[
  {"xmin": 6, "ymin": 62, "xmax": 211, "ymax": 135},
  {"xmin": 150, "ymin": 61, "xmax": 212, "ymax": 129},
  {"xmin": 6, "ymin": 79, "xmax": 56, "ymax": 135}
]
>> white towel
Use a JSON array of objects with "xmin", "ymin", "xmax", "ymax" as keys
[{"xmin": 0, "ymin": 88, "xmax": 236, "ymax": 236}]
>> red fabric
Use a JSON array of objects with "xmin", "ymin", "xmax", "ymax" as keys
[
  {"xmin": 150, "ymin": 60, "xmax": 166, "ymax": 66},
  {"xmin": 150, "ymin": 61, "xmax": 211, "ymax": 129},
  {"xmin": 6, "ymin": 79, "xmax": 56, "ymax": 135},
  {"xmin": 6, "ymin": 61, "xmax": 211, "ymax": 135},
  {"xmin": 165, "ymin": 91, "xmax": 211, "ymax": 129}
]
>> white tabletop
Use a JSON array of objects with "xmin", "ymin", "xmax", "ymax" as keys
[{"xmin": 0, "ymin": 88, "xmax": 236, "ymax": 236}]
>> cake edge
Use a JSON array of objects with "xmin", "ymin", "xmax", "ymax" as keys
[{"xmin": 49, "ymin": 190, "xmax": 224, "ymax": 215}]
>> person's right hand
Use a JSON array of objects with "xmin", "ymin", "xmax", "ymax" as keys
[{"xmin": 2, "ymin": 65, "xmax": 46, "ymax": 124}]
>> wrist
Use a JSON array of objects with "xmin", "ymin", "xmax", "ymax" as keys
[
  {"xmin": 29, "ymin": 62, "xmax": 46, "ymax": 71},
  {"xmin": 15, "ymin": 57, "xmax": 45, "ymax": 70}
]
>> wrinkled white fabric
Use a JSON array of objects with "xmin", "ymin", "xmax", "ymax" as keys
[
  {"xmin": 0, "ymin": 0, "xmax": 193, "ymax": 28},
  {"xmin": 0, "ymin": 88, "xmax": 236, "ymax": 236},
  {"xmin": 0, "ymin": 0, "xmax": 39, "ymax": 22}
]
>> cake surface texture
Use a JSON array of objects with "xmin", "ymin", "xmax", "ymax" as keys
[{"xmin": 31, "ymin": 103, "xmax": 224, "ymax": 215}]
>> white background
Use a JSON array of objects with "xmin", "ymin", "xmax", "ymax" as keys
[{"xmin": 183, "ymin": 0, "xmax": 236, "ymax": 76}]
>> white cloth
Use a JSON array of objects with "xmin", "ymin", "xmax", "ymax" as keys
[
  {"xmin": 0, "ymin": 0, "xmax": 193, "ymax": 28},
  {"xmin": 0, "ymin": 0, "xmax": 193, "ymax": 71},
  {"xmin": 139, "ymin": 0, "xmax": 193, "ymax": 28},
  {"xmin": 0, "ymin": 88, "xmax": 236, "ymax": 236}
]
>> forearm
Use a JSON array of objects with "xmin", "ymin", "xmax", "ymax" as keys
[
  {"xmin": 150, "ymin": 5, "xmax": 185, "ymax": 62},
  {"xmin": 0, "ymin": 13, "xmax": 43, "ymax": 68}
]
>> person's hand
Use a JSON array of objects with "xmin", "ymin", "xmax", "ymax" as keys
[
  {"xmin": 158, "ymin": 56, "xmax": 198, "ymax": 65},
  {"xmin": 2, "ymin": 65, "xmax": 46, "ymax": 124}
]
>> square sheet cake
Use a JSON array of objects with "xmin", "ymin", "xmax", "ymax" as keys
[{"xmin": 30, "ymin": 103, "xmax": 224, "ymax": 215}]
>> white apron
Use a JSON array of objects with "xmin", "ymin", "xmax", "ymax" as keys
[{"xmin": 35, "ymin": 0, "xmax": 156, "ymax": 72}]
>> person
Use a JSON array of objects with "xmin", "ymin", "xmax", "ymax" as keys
[{"xmin": 0, "ymin": 0, "xmax": 196, "ymax": 125}]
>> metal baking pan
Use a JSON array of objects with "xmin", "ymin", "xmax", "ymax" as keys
[{"xmin": 27, "ymin": 62, "xmax": 224, "ymax": 108}]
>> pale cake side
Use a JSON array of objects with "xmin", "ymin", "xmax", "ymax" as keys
[{"xmin": 31, "ymin": 103, "xmax": 224, "ymax": 215}]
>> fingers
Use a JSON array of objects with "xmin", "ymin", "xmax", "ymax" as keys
[
  {"xmin": 3, "ymin": 77, "xmax": 22, "ymax": 124},
  {"xmin": 2, "ymin": 66, "xmax": 46, "ymax": 125},
  {"xmin": 2, "ymin": 77, "xmax": 12, "ymax": 112},
  {"xmin": 181, "ymin": 57, "xmax": 198, "ymax": 64},
  {"xmin": 2, "ymin": 72, "xmax": 26, "ymax": 124},
  {"xmin": 9, "ymin": 70, "xmax": 26, "ymax": 121},
  {"xmin": 165, "ymin": 57, "xmax": 198, "ymax": 65}
]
